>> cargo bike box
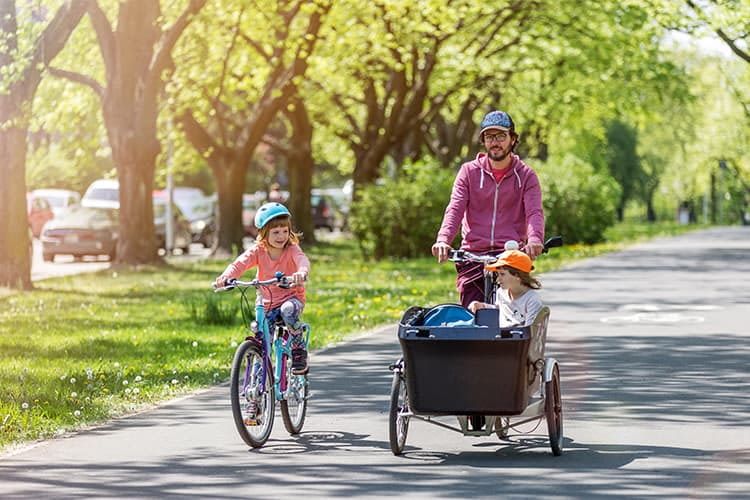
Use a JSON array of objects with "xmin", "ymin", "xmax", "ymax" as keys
[
  {"xmin": 397, "ymin": 304, "xmax": 549, "ymax": 416},
  {"xmin": 390, "ymin": 303, "xmax": 561, "ymax": 457}
]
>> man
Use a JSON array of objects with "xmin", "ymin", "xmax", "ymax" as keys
[{"xmin": 431, "ymin": 110, "xmax": 545, "ymax": 307}]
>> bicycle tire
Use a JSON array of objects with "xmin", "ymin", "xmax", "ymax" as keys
[
  {"xmin": 545, "ymin": 364, "xmax": 563, "ymax": 456},
  {"xmin": 388, "ymin": 372, "xmax": 409, "ymax": 455},
  {"xmin": 280, "ymin": 350, "xmax": 308, "ymax": 434},
  {"xmin": 230, "ymin": 339, "xmax": 275, "ymax": 448}
]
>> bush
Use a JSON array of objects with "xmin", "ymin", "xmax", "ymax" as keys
[
  {"xmin": 350, "ymin": 161, "xmax": 455, "ymax": 259},
  {"xmin": 538, "ymin": 154, "xmax": 621, "ymax": 244}
]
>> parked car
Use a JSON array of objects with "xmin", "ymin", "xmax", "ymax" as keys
[
  {"xmin": 160, "ymin": 188, "xmax": 216, "ymax": 248},
  {"xmin": 40, "ymin": 206, "xmax": 118, "ymax": 262},
  {"xmin": 27, "ymin": 193, "xmax": 55, "ymax": 238},
  {"xmin": 152, "ymin": 193, "xmax": 194, "ymax": 253},
  {"xmin": 31, "ymin": 188, "xmax": 81, "ymax": 217},
  {"xmin": 81, "ymin": 179, "xmax": 119, "ymax": 209}
]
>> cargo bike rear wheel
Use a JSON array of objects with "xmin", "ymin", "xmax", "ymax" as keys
[
  {"xmin": 389, "ymin": 369, "xmax": 410, "ymax": 455},
  {"xmin": 545, "ymin": 364, "xmax": 563, "ymax": 456}
]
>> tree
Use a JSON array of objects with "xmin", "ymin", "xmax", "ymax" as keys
[
  {"xmin": 0, "ymin": 0, "xmax": 88, "ymax": 289},
  {"xmin": 175, "ymin": 0, "xmax": 330, "ymax": 255},
  {"xmin": 50, "ymin": 0, "xmax": 206, "ymax": 265},
  {"xmin": 606, "ymin": 119, "xmax": 643, "ymax": 221}
]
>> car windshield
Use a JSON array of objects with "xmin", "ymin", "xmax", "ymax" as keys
[
  {"xmin": 44, "ymin": 196, "xmax": 66, "ymax": 209},
  {"xmin": 62, "ymin": 206, "xmax": 117, "ymax": 224},
  {"xmin": 86, "ymin": 188, "xmax": 119, "ymax": 202},
  {"xmin": 177, "ymin": 199, "xmax": 212, "ymax": 220}
]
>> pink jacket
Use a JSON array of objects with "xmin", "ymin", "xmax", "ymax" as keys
[
  {"xmin": 220, "ymin": 243, "xmax": 310, "ymax": 310},
  {"xmin": 437, "ymin": 153, "xmax": 544, "ymax": 252}
]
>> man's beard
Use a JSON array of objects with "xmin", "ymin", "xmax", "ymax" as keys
[{"xmin": 488, "ymin": 145, "xmax": 511, "ymax": 162}]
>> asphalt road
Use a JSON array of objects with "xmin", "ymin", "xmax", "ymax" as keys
[{"xmin": 3, "ymin": 226, "xmax": 749, "ymax": 498}]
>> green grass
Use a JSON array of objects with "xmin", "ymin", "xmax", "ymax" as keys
[{"xmin": 0, "ymin": 222, "xmax": 705, "ymax": 451}]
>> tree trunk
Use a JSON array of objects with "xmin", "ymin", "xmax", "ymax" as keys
[
  {"xmin": 104, "ymin": 100, "xmax": 161, "ymax": 264},
  {"xmin": 0, "ymin": 0, "xmax": 87, "ymax": 289},
  {"xmin": 284, "ymin": 99, "xmax": 315, "ymax": 243},
  {"xmin": 212, "ymin": 159, "xmax": 246, "ymax": 256},
  {"xmin": 0, "ymin": 127, "xmax": 32, "ymax": 290}
]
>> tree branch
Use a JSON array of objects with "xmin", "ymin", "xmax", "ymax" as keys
[
  {"xmin": 48, "ymin": 67, "xmax": 104, "ymax": 97},
  {"xmin": 86, "ymin": 0, "xmax": 116, "ymax": 80}
]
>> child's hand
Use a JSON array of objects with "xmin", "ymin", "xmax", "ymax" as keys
[
  {"xmin": 214, "ymin": 276, "xmax": 228, "ymax": 289},
  {"xmin": 468, "ymin": 301, "xmax": 486, "ymax": 313},
  {"xmin": 291, "ymin": 271, "xmax": 308, "ymax": 286}
]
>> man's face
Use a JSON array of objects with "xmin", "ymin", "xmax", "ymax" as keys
[{"xmin": 483, "ymin": 129, "xmax": 513, "ymax": 161}]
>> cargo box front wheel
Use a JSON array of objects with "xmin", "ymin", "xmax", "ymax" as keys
[{"xmin": 389, "ymin": 371, "xmax": 410, "ymax": 455}]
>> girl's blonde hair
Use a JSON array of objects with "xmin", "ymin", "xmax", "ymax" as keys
[{"xmin": 256, "ymin": 215, "xmax": 301, "ymax": 247}]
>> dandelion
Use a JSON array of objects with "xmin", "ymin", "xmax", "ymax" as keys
[
  {"xmin": 71, "ymin": 392, "xmax": 78, "ymax": 398},
  {"xmin": 21, "ymin": 402, "xmax": 29, "ymax": 410},
  {"xmin": 60, "ymin": 374, "xmax": 67, "ymax": 381},
  {"xmin": 213, "ymin": 372, "xmax": 219, "ymax": 378},
  {"xmin": 171, "ymin": 379, "xmax": 179, "ymax": 385},
  {"xmin": 133, "ymin": 388, "xmax": 140, "ymax": 395},
  {"xmin": 74, "ymin": 410, "xmax": 81, "ymax": 418},
  {"xmin": 231, "ymin": 341, "xmax": 238, "ymax": 348},
  {"xmin": 134, "ymin": 376, "xmax": 142, "ymax": 382},
  {"xmin": 183, "ymin": 375, "xmax": 189, "ymax": 380},
  {"xmin": 86, "ymin": 368, "xmax": 94, "ymax": 380},
  {"xmin": 70, "ymin": 378, "xmax": 76, "ymax": 384},
  {"xmin": 192, "ymin": 341, "xmax": 198, "ymax": 347},
  {"xmin": 114, "ymin": 362, "xmax": 120, "ymax": 368},
  {"xmin": 125, "ymin": 388, "xmax": 131, "ymax": 394},
  {"xmin": 123, "ymin": 380, "xmax": 129, "ymax": 386}
]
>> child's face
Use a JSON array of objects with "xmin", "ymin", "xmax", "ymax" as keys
[
  {"xmin": 266, "ymin": 225, "xmax": 290, "ymax": 249},
  {"xmin": 495, "ymin": 268, "xmax": 520, "ymax": 290}
]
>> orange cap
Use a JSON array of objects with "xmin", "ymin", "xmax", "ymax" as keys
[{"xmin": 485, "ymin": 249, "xmax": 533, "ymax": 273}]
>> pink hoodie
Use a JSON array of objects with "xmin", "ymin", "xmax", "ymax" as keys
[{"xmin": 436, "ymin": 153, "xmax": 544, "ymax": 253}]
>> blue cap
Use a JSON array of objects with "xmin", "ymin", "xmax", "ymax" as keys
[{"xmin": 479, "ymin": 110, "xmax": 515, "ymax": 137}]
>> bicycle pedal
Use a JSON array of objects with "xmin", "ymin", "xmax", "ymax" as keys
[{"xmin": 243, "ymin": 417, "xmax": 259, "ymax": 426}]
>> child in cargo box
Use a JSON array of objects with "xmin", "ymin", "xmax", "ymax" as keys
[{"xmin": 467, "ymin": 249, "xmax": 543, "ymax": 327}]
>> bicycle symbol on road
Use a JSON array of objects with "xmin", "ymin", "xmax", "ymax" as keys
[{"xmin": 600, "ymin": 304, "xmax": 720, "ymax": 324}]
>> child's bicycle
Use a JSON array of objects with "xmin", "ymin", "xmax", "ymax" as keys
[
  {"xmin": 388, "ymin": 236, "xmax": 563, "ymax": 456},
  {"xmin": 214, "ymin": 272, "xmax": 310, "ymax": 448}
]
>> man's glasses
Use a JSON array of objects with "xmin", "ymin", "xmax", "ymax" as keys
[{"xmin": 484, "ymin": 131, "xmax": 509, "ymax": 143}]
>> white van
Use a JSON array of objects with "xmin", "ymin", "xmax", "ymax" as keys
[{"xmin": 81, "ymin": 179, "xmax": 120, "ymax": 209}]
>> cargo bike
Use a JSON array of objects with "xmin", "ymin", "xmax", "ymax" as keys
[{"xmin": 388, "ymin": 237, "xmax": 563, "ymax": 456}]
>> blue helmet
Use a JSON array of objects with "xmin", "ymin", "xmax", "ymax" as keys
[
  {"xmin": 254, "ymin": 202, "xmax": 291, "ymax": 229},
  {"xmin": 479, "ymin": 110, "xmax": 516, "ymax": 137}
]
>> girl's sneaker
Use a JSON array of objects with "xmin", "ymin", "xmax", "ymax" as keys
[
  {"xmin": 243, "ymin": 400, "xmax": 259, "ymax": 426},
  {"xmin": 291, "ymin": 347, "xmax": 309, "ymax": 375}
]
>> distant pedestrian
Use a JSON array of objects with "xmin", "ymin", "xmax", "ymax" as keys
[{"xmin": 268, "ymin": 183, "xmax": 285, "ymax": 204}]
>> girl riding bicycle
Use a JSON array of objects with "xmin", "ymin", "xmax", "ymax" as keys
[
  {"xmin": 467, "ymin": 249, "xmax": 543, "ymax": 328},
  {"xmin": 215, "ymin": 202, "xmax": 311, "ymax": 375}
]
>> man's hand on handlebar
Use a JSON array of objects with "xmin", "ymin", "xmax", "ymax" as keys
[
  {"xmin": 525, "ymin": 240, "xmax": 544, "ymax": 259},
  {"xmin": 431, "ymin": 241, "xmax": 452, "ymax": 263}
]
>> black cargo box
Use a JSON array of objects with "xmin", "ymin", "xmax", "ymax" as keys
[{"xmin": 397, "ymin": 305, "xmax": 546, "ymax": 416}]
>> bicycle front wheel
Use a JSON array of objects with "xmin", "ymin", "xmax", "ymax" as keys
[
  {"xmin": 230, "ymin": 340, "xmax": 275, "ymax": 448},
  {"xmin": 280, "ymin": 352, "xmax": 308, "ymax": 435}
]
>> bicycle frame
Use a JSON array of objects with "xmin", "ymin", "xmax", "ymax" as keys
[{"xmin": 249, "ymin": 302, "xmax": 310, "ymax": 402}]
